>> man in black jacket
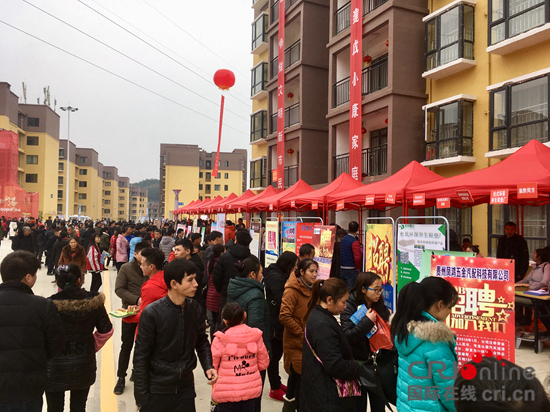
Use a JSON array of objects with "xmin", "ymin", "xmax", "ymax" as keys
[
  {"xmin": 0, "ymin": 251, "xmax": 65, "ymax": 411},
  {"xmin": 11, "ymin": 226, "xmax": 36, "ymax": 254},
  {"xmin": 133, "ymin": 258, "xmax": 217, "ymax": 412},
  {"xmin": 497, "ymin": 221, "xmax": 529, "ymax": 282},
  {"xmin": 213, "ymin": 229, "xmax": 252, "ymax": 312}
]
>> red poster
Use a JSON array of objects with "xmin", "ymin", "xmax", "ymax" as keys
[
  {"xmin": 437, "ymin": 197, "xmax": 450, "ymax": 209},
  {"xmin": 291, "ymin": 200, "xmax": 296, "ymax": 208},
  {"xmin": 337, "ymin": 200, "xmax": 345, "ymax": 210},
  {"xmin": 312, "ymin": 201, "xmax": 318, "ymax": 210},
  {"xmin": 276, "ymin": 0, "xmax": 286, "ymax": 190},
  {"xmin": 349, "ymin": 0, "xmax": 363, "ymax": 181},
  {"xmin": 517, "ymin": 183, "xmax": 538, "ymax": 199},
  {"xmin": 456, "ymin": 190, "xmax": 473, "ymax": 203},
  {"xmin": 365, "ymin": 195, "xmax": 375, "ymax": 205},
  {"xmin": 295, "ymin": 222, "xmax": 315, "ymax": 251},
  {"xmin": 490, "ymin": 189, "xmax": 509, "ymax": 204},
  {"xmin": 413, "ymin": 193, "xmax": 425, "ymax": 206},
  {"xmin": 431, "ymin": 255, "xmax": 515, "ymax": 367},
  {"xmin": 385, "ymin": 193, "xmax": 396, "ymax": 204}
]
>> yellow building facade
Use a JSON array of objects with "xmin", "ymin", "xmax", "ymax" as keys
[{"xmin": 422, "ymin": 0, "xmax": 550, "ymax": 256}]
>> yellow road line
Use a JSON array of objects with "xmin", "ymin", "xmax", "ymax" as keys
[{"xmin": 100, "ymin": 269, "xmax": 119, "ymax": 412}]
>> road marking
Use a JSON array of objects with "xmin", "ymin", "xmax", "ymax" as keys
[{"xmin": 100, "ymin": 270, "xmax": 119, "ymax": 412}]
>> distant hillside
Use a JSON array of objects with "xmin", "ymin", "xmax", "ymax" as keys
[{"xmin": 133, "ymin": 179, "xmax": 159, "ymax": 202}]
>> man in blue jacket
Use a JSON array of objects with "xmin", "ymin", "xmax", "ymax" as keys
[{"xmin": 340, "ymin": 221, "xmax": 362, "ymax": 290}]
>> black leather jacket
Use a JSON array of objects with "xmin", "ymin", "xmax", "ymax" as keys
[{"xmin": 133, "ymin": 295, "xmax": 213, "ymax": 407}]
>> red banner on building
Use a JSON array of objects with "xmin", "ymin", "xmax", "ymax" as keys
[
  {"xmin": 349, "ymin": 0, "xmax": 363, "ymax": 181},
  {"xmin": 276, "ymin": 0, "xmax": 286, "ymax": 190}
]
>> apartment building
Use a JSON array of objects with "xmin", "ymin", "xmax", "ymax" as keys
[
  {"xmin": 118, "ymin": 177, "xmax": 130, "ymax": 221},
  {"xmin": 421, "ymin": 0, "xmax": 550, "ymax": 255},
  {"xmin": 72, "ymin": 147, "xmax": 102, "ymax": 220},
  {"xmin": 102, "ymin": 166, "xmax": 120, "ymax": 221},
  {"xmin": 129, "ymin": 185, "xmax": 148, "ymax": 221},
  {"xmin": 148, "ymin": 202, "xmax": 160, "ymax": 220},
  {"xmin": 159, "ymin": 144, "xmax": 247, "ymax": 218},
  {"xmin": 0, "ymin": 82, "xmax": 60, "ymax": 217}
]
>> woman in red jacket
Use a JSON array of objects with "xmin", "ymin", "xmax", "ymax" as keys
[{"xmin": 87, "ymin": 234, "xmax": 103, "ymax": 292}]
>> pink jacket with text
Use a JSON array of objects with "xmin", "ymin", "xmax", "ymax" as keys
[{"xmin": 211, "ymin": 324, "xmax": 269, "ymax": 404}]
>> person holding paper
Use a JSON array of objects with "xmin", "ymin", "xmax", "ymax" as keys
[{"xmin": 341, "ymin": 272, "xmax": 390, "ymax": 412}]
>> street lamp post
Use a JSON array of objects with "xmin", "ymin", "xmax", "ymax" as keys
[{"xmin": 60, "ymin": 105, "xmax": 78, "ymax": 219}]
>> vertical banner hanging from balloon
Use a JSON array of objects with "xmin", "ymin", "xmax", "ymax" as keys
[
  {"xmin": 276, "ymin": 0, "xmax": 286, "ymax": 190},
  {"xmin": 213, "ymin": 69, "xmax": 235, "ymax": 177},
  {"xmin": 349, "ymin": 0, "xmax": 363, "ymax": 181}
]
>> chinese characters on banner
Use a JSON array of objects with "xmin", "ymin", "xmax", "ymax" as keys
[
  {"xmin": 431, "ymin": 255, "xmax": 515, "ymax": 367},
  {"xmin": 396, "ymin": 224, "xmax": 446, "ymax": 292},
  {"xmin": 282, "ymin": 221, "xmax": 297, "ymax": 253},
  {"xmin": 349, "ymin": 0, "xmax": 363, "ymax": 180},
  {"xmin": 296, "ymin": 222, "xmax": 315, "ymax": 251},
  {"xmin": 517, "ymin": 183, "xmax": 537, "ymax": 199},
  {"xmin": 265, "ymin": 220, "xmax": 279, "ymax": 266},
  {"xmin": 277, "ymin": 0, "xmax": 286, "ymax": 190},
  {"xmin": 490, "ymin": 189, "xmax": 509, "ymax": 204},
  {"xmin": 311, "ymin": 226, "xmax": 336, "ymax": 280},
  {"xmin": 365, "ymin": 224, "xmax": 394, "ymax": 312}
]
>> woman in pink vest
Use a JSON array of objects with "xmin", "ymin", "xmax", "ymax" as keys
[{"xmin": 211, "ymin": 303, "xmax": 269, "ymax": 412}]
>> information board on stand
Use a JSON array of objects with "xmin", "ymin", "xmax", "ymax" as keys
[
  {"xmin": 311, "ymin": 225, "xmax": 336, "ymax": 280},
  {"xmin": 365, "ymin": 224, "xmax": 394, "ymax": 312},
  {"xmin": 265, "ymin": 221, "xmax": 279, "ymax": 266}
]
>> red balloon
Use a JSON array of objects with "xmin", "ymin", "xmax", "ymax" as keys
[{"xmin": 213, "ymin": 69, "xmax": 236, "ymax": 91}]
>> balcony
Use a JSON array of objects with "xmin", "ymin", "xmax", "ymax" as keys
[
  {"xmin": 423, "ymin": 137, "xmax": 475, "ymax": 166},
  {"xmin": 251, "ymin": 62, "xmax": 268, "ymax": 99},
  {"xmin": 270, "ymin": 164, "xmax": 299, "ymax": 188},
  {"xmin": 252, "ymin": 0, "xmax": 268, "ymax": 11},
  {"xmin": 270, "ymin": 103, "xmax": 300, "ymax": 133},
  {"xmin": 334, "ymin": 0, "xmax": 389, "ymax": 34},
  {"xmin": 252, "ymin": 14, "xmax": 268, "ymax": 54},
  {"xmin": 251, "ymin": 110, "xmax": 268, "ymax": 143},
  {"xmin": 333, "ymin": 55, "xmax": 388, "ymax": 107},
  {"xmin": 333, "ymin": 145, "xmax": 387, "ymax": 179},
  {"xmin": 270, "ymin": 40, "xmax": 301, "ymax": 79},
  {"xmin": 271, "ymin": 0, "xmax": 299, "ymax": 23}
]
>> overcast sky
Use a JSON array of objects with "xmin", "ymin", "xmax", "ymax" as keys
[{"xmin": 1, "ymin": 0, "xmax": 254, "ymax": 182}]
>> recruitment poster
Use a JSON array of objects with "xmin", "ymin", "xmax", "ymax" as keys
[
  {"xmin": 265, "ymin": 220, "xmax": 279, "ymax": 266},
  {"xmin": 217, "ymin": 213, "xmax": 226, "ymax": 242},
  {"xmin": 365, "ymin": 224, "xmax": 394, "ymax": 312},
  {"xmin": 431, "ymin": 255, "xmax": 515, "ymax": 367},
  {"xmin": 282, "ymin": 221, "xmax": 297, "ymax": 253},
  {"xmin": 311, "ymin": 225, "xmax": 336, "ymax": 280},
  {"xmin": 250, "ymin": 222, "xmax": 261, "ymax": 258},
  {"xmin": 396, "ymin": 224, "xmax": 446, "ymax": 292},
  {"xmin": 295, "ymin": 222, "xmax": 315, "ymax": 251},
  {"xmin": 420, "ymin": 249, "xmax": 475, "ymax": 283}
]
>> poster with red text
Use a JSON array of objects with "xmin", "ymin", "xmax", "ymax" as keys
[
  {"xmin": 365, "ymin": 224, "xmax": 394, "ymax": 312},
  {"xmin": 311, "ymin": 226, "xmax": 336, "ymax": 280},
  {"xmin": 276, "ymin": 0, "xmax": 286, "ymax": 190},
  {"xmin": 295, "ymin": 222, "xmax": 315, "ymax": 251},
  {"xmin": 349, "ymin": 0, "xmax": 363, "ymax": 180},
  {"xmin": 431, "ymin": 255, "xmax": 515, "ymax": 367}
]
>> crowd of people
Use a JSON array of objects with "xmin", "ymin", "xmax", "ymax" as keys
[{"xmin": 1, "ymin": 215, "xmax": 550, "ymax": 412}]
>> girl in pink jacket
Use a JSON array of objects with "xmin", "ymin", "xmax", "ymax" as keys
[{"xmin": 211, "ymin": 303, "xmax": 270, "ymax": 412}]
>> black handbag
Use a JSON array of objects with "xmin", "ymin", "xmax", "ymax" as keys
[{"xmin": 360, "ymin": 347, "xmax": 398, "ymax": 408}]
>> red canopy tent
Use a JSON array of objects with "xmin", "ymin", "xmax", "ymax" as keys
[
  {"xmin": 327, "ymin": 161, "xmax": 445, "ymax": 212},
  {"xmin": 212, "ymin": 193, "xmax": 238, "ymax": 214},
  {"xmin": 230, "ymin": 186, "xmax": 281, "ymax": 213},
  {"xmin": 407, "ymin": 140, "xmax": 550, "ymax": 208},
  {"xmin": 200, "ymin": 196, "xmax": 224, "ymax": 214},
  {"xmin": 179, "ymin": 200, "xmax": 197, "ymax": 215},
  {"xmin": 225, "ymin": 189, "xmax": 257, "ymax": 213},
  {"xmin": 190, "ymin": 198, "xmax": 209, "ymax": 214},
  {"xmin": 248, "ymin": 180, "xmax": 314, "ymax": 212}
]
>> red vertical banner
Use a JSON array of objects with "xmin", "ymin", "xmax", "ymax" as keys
[
  {"xmin": 212, "ymin": 95, "xmax": 224, "ymax": 177},
  {"xmin": 276, "ymin": 0, "xmax": 286, "ymax": 190},
  {"xmin": 349, "ymin": 0, "xmax": 363, "ymax": 181}
]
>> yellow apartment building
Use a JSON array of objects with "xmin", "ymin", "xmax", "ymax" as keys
[
  {"xmin": 421, "ymin": 0, "xmax": 550, "ymax": 256},
  {"xmin": 118, "ymin": 177, "xmax": 130, "ymax": 221},
  {"xmin": 160, "ymin": 144, "xmax": 247, "ymax": 219},
  {"xmin": 0, "ymin": 82, "xmax": 60, "ymax": 218},
  {"xmin": 72, "ymin": 147, "xmax": 103, "ymax": 220},
  {"xmin": 102, "ymin": 166, "xmax": 119, "ymax": 221},
  {"xmin": 250, "ymin": 0, "xmax": 270, "ymax": 191},
  {"xmin": 129, "ymin": 185, "xmax": 149, "ymax": 221}
]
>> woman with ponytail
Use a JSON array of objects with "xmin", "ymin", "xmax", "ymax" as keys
[
  {"xmin": 45, "ymin": 264, "xmax": 113, "ymax": 412},
  {"xmin": 279, "ymin": 258, "xmax": 318, "ymax": 411},
  {"xmin": 391, "ymin": 277, "xmax": 459, "ymax": 412},
  {"xmin": 301, "ymin": 278, "xmax": 362, "ymax": 412},
  {"xmin": 86, "ymin": 233, "xmax": 103, "ymax": 292},
  {"xmin": 211, "ymin": 303, "xmax": 270, "ymax": 412}
]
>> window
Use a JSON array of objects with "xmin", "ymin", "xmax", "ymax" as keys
[
  {"xmin": 132, "ymin": 203, "xmax": 137, "ymax": 207},
  {"xmin": 426, "ymin": 207, "xmax": 472, "ymax": 245},
  {"xmin": 426, "ymin": 5, "xmax": 474, "ymax": 71},
  {"xmin": 132, "ymin": 210, "xmax": 137, "ymax": 214},
  {"xmin": 367, "ymin": 128, "xmax": 388, "ymax": 176},
  {"xmin": 119, "ymin": 211, "xmax": 124, "ymax": 215},
  {"xmin": 78, "ymin": 193, "xmax": 87, "ymax": 199},
  {"xmin": 225, "ymin": 161, "xmax": 229, "ymax": 167},
  {"xmin": 119, "ymin": 196, "xmax": 124, "ymax": 200},
  {"xmin": 79, "ymin": 169, "xmax": 87, "ymax": 175},
  {"xmin": 59, "ymin": 148, "xmax": 65, "ymax": 158},
  {"xmin": 490, "ymin": 75, "xmax": 548, "ymax": 151},
  {"xmin": 104, "ymin": 200, "xmax": 111, "ymax": 205},
  {"xmin": 251, "ymin": 62, "xmax": 268, "ymax": 97},
  {"xmin": 205, "ymin": 184, "xmax": 211, "ymax": 193},
  {"xmin": 214, "ymin": 185, "xmax": 221, "ymax": 191},
  {"xmin": 120, "ymin": 182, "xmax": 125, "ymax": 187},
  {"xmin": 57, "ymin": 204, "xmax": 63, "ymax": 213},
  {"xmin": 79, "ymin": 157, "xmax": 88, "ymax": 163},
  {"xmin": 199, "ymin": 184, "xmax": 203, "ymax": 190},
  {"xmin": 206, "ymin": 160, "xmax": 211, "ymax": 169},
  {"xmin": 120, "ymin": 189, "xmax": 125, "ymax": 193},
  {"xmin": 27, "ymin": 117, "xmax": 39, "ymax": 127},
  {"xmin": 105, "ymin": 190, "xmax": 111, "ymax": 196},
  {"xmin": 26, "ymin": 155, "xmax": 38, "ymax": 164},
  {"xmin": 250, "ymin": 110, "xmax": 268, "ymax": 143},
  {"xmin": 104, "ymin": 172, "xmax": 112, "ymax": 178},
  {"xmin": 426, "ymin": 100, "xmax": 474, "ymax": 159},
  {"xmin": 252, "ymin": 13, "xmax": 268, "ymax": 51},
  {"xmin": 225, "ymin": 173, "xmax": 229, "ymax": 179},
  {"xmin": 224, "ymin": 185, "xmax": 228, "ymax": 191},
  {"xmin": 215, "ymin": 173, "xmax": 221, "ymax": 179},
  {"xmin": 25, "ymin": 174, "xmax": 38, "ymax": 183},
  {"xmin": 489, "ymin": 0, "xmax": 549, "ymax": 45},
  {"xmin": 105, "ymin": 181, "xmax": 111, "ymax": 186},
  {"xmin": 26, "ymin": 136, "xmax": 39, "ymax": 146},
  {"xmin": 58, "ymin": 176, "xmax": 63, "ymax": 185},
  {"xmin": 250, "ymin": 158, "xmax": 267, "ymax": 188},
  {"xmin": 200, "ymin": 159, "xmax": 204, "ymax": 167},
  {"xmin": 79, "ymin": 181, "xmax": 87, "ymax": 187},
  {"xmin": 103, "ymin": 208, "xmax": 110, "ymax": 213},
  {"xmin": 199, "ymin": 172, "xmax": 203, "ymax": 178},
  {"xmin": 119, "ymin": 203, "xmax": 124, "ymax": 208},
  {"xmin": 57, "ymin": 190, "xmax": 63, "ymax": 199}
]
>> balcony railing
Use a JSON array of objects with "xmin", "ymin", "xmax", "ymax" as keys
[
  {"xmin": 270, "ymin": 103, "xmax": 300, "ymax": 133},
  {"xmin": 270, "ymin": 164, "xmax": 299, "ymax": 188},
  {"xmin": 333, "ymin": 145, "xmax": 387, "ymax": 179},
  {"xmin": 271, "ymin": 0, "xmax": 299, "ymax": 23},
  {"xmin": 333, "ymin": 55, "xmax": 388, "ymax": 107},
  {"xmin": 334, "ymin": 0, "xmax": 389, "ymax": 34},
  {"xmin": 270, "ymin": 40, "xmax": 301, "ymax": 79},
  {"xmin": 425, "ymin": 137, "xmax": 473, "ymax": 160}
]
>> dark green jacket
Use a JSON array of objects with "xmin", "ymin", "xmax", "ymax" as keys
[{"xmin": 227, "ymin": 277, "xmax": 271, "ymax": 354}]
